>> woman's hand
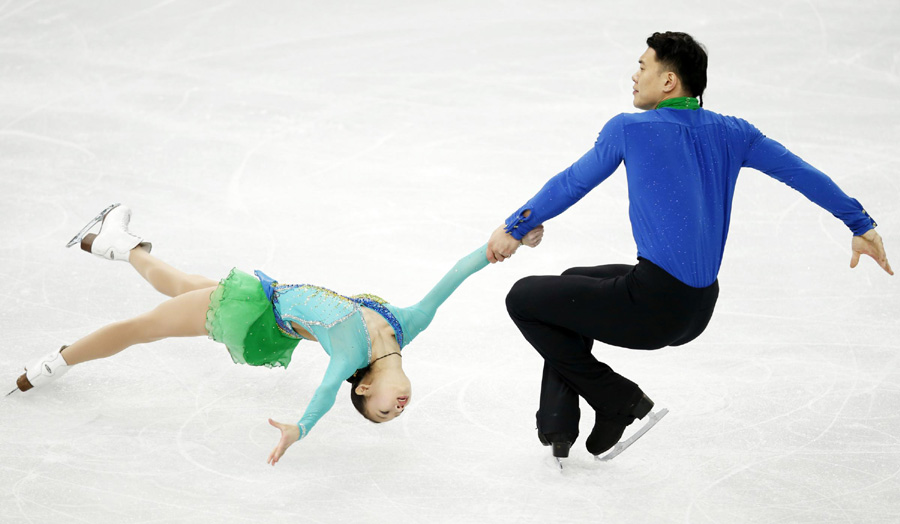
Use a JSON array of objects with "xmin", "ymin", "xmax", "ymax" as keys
[
  {"xmin": 267, "ymin": 418, "xmax": 301, "ymax": 466},
  {"xmin": 487, "ymin": 225, "xmax": 521, "ymax": 263},
  {"xmin": 488, "ymin": 224, "xmax": 544, "ymax": 263}
]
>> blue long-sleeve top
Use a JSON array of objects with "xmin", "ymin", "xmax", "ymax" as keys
[
  {"xmin": 504, "ymin": 108, "xmax": 876, "ymax": 287},
  {"xmin": 265, "ymin": 245, "xmax": 489, "ymax": 438}
]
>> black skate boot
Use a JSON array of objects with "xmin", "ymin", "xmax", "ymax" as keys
[
  {"xmin": 586, "ymin": 390, "xmax": 654, "ymax": 456},
  {"xmin": 536, "ymin": 411, "xmax": 578, "ymax": 458},
  {"xmin": 535, "ymin": 365, "xmax": 580, "ymax": 459}
]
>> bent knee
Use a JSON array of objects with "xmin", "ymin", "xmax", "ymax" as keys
[{"xmin": 505, "ymin": 276, "xmax": 543, "ymax": 318}]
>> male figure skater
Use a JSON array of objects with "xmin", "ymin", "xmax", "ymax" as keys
[{"xmin": 487, "ymin": 31, "xmax": 892, "ymax": 459}]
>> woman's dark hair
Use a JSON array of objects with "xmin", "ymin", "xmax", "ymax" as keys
[
  {"xmin": 646, "ymin": 32, "xmax": 708, "ymax": 106},
  {"xmin": 347, "ymin": 366, "xmax": 380, "ymax": 423}
]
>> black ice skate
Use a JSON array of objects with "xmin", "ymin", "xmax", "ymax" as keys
[
  {"xmin": 595, "ymin": 408, "xmax": 668, "ymax": 462},
  {"xmin": 535, "ymin": 366, "xmax": 581, "ymax": 469},
  {"xmin": 536, "ymin": 411, "xmax": 578, "ymax": 469},
  {"xmin": 586, "ymin": 392, "xmax": 654, "ymax": 455},
  {"xmin": 537, "ymin": 430, "xmax": 576, "ymax": 458},
  {"xmin": 588, "ymin": 393, "xmax": 668, "ymax": 462}
]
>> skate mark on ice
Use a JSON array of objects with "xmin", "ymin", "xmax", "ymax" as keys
[
  {"xmin": 456, "ymin": 373, "xmax": 508, "ymax": 438},
  {"xmin": 176, "ymin": 395, "xmax": 259, "ymax": 482},
  {"xmin": 8, "ymin": 462, "xmax": 240, "ymax": 521},
  {"xmin": 685, "ymin": 343, "xmax": 877, "ymax": 522},
  {"xmin": 0, "ymin": 130, "xmax": 96, "ymax": 159},
  {"xmin": 0, "ymin": 0, "xmax": 39, "ymax": 24},
  {"xmin": 400, "ymin": 374, "xmax": 479, "ymax": 475},
  {"xmin": 98, "ymin": 0, "xmax": 182, "ymax": 30}
]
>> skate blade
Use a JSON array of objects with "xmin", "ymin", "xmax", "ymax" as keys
[
  {"xmin": 595, "ymin": 408, "xmax": 669, "ymax": 462},
  {"xmin": 65, "ymin": 203, "xmax": 120, "ymax": 248},
  {"xmin": 6, "ymin": 387, "xmax": 19, "ymax": 397},
  {"xmin": 555, "ymin": 457, "xmax": 563, "ymax": 470}
]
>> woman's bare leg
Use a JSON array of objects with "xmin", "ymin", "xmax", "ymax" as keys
[
  {"xmin": 60, "ymin": 286, "xmax": 216, "ymax": 366},
  {"xmin": 129, "ymin": 247, "xmax": 217, "ymax": 298}
]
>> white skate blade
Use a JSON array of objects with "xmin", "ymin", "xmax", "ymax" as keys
[
  {"xmin": 65, "ymin": 203, "xmax": 120, "ymax": 248},
  {"xmin": 595, "ymin": 408, "xmax": 668, "ymax": 462}
]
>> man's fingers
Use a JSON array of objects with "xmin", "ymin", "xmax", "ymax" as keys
[
  {"xmin": 874, "ymin": 235, "xmax": 894, "ymax": 275},
  {"xmin": 851, "ymin": 244, "xmax": 894, "ymax": 275},
  {"xmin": 875, "ymin": 252, "xmax": 894, "ymax": 275}
]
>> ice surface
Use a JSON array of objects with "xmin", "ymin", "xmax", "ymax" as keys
[{"xmin": 1, "ymin": 1, "xmax": 898, "ymax": 523}]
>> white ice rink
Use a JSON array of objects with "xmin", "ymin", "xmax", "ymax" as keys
[{"xmin": 2, "ymin": 1, "xmax": 899, "ymax": 522}]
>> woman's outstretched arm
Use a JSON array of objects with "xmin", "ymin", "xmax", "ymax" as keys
[{"xmin": 395, "ymin": 227, "xmax": 545, "ymax": 346}]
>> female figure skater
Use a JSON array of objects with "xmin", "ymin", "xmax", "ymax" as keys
[{"xmin": 9, "ymin": 204, "xmax": 543, "ymax": 466}]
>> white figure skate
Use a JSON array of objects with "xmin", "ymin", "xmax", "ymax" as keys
[
  {"xmin": 7, "ymin": 346, "xmax": 70, "ymax": 396},
  {"xmin": 66, "ymin": 203, "xmax": 151, "ymax": 261}
]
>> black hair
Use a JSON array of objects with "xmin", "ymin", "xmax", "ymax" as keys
[
  {"xmin": 646, "ymin": 32, "xmax": 708, "ymax": 106},
  {"xmin": 347, "ymin": 366, "xmax": 380, "ymax": 423}
]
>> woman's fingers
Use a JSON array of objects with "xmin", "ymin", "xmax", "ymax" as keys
[{"xmin": 268, "ymin": 418, "xmax": 286, "ymax": 465}]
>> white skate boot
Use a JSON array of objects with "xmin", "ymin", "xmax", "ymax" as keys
[
  {"xmin": 68, "ymin": 204, "xmax": 152, "ymax": 262},
  {"xmin": 7, "ymin": 346, "xmax": 70, "ymax": 396}
]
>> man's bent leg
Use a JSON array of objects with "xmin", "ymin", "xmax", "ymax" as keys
[{"xmin": 506, "ymin": 272, "xmax": 649, "ymax": 418}]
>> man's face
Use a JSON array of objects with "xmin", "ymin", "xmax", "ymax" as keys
[{"xmin": 631, "ymin": 48, "xmax": 669, "ymax": 110}]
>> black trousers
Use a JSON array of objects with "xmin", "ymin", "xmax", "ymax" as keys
[{"xmin": 506, "ymin": 258, "xmax": 719, "ymax": 435}]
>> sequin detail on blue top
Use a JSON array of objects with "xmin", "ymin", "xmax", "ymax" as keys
[
  {"xmin": 349, "ymin": 294, "xmax": 405, "ymax": 348},
  {"xmin": 254, "ymin": 271, "xmax": 405, "ymax": 345}
]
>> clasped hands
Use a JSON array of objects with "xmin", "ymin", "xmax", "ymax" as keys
[{"xmin": 487, "ymin": 224, "xmax": 544, "ymax": 263}]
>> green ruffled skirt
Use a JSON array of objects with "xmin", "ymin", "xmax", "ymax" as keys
[{"xmin": 205, "ymin": 268, "xmax": 300, "ymax": 368}]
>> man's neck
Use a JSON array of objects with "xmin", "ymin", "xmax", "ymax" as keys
[{"xmin": 655, "ymin": 96, "xmax": 700, "ymax": 110}]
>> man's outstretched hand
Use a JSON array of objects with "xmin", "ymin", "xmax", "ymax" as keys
[
  {"xmin": 488, "ymin": 224, "xmax": 544, "ymax": 263},
  {"xmin": 851, "ymin": 229, "xmax": 893, "ymax": 275}
]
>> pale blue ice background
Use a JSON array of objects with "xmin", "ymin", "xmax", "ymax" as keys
[{"xmin": 1, "ymin": 1, "xmax": 899, "ymax": 523}]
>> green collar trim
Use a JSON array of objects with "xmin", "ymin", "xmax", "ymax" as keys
[{"xmin": 656, "ymin": 97, "xmax": 700, "ymax": 110}]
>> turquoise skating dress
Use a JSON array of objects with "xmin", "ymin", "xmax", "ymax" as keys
[{"xmin": 205, "ymin": 244, "xmax": 490, "ymax": 439}]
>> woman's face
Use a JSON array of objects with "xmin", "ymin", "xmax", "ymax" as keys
[{"xmin": 356, "ymin": 370, "xmax": 411, "ymax": 422}]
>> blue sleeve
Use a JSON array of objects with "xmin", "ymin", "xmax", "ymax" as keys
[
  {"xmin": 743, "ymin": 129, "xmax": 876, "ymax": 236},
  {"xmin": 296, "ymin": 356, "xmax": 358, "ymax": 439},
  {"xmin": 503, "ymin": 115, "xmax": 626, "ymax": 240},
  {"xmin": 393, "ymin": 244, "xmax": 490, "ymax": 346}
]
